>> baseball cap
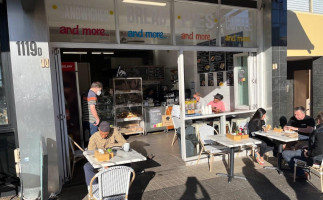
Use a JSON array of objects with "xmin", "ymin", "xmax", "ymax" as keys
[{"xmin": 99, "ymin": 121, "xmax": 110, "ymax": 132}]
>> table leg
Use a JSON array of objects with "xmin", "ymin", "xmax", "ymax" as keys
[
  {"xmin": 263, "ymin": 143, "xmax": 283, "ymax": 175},
  {"xmin": 216, "ymin": 147, "xmax": 246, "ymax": 183}
]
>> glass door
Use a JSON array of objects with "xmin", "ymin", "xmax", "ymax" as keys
[{"xmin": 234, "ymin": 53, "xmax": 249, "ymax": 109}]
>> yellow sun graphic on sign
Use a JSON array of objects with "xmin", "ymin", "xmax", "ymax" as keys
[
  {"xmin": 177, "ymin": 16, "xmax": 181, "ymax": 20},
  {"xmin": 109, "ymin": 10, "xmax": 114, "ymax": 15},
  {"xmin": 52, "ymin": 5, "xmax": 57, "ymax": 10},
  {"xmin": 214, "ymin": 18, "xmax": 218, "ymax": 23}
]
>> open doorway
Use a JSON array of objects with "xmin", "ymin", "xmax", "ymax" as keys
[{"xmin": 294, "ymin": 70, "xmax": 311, "ymax": 115}]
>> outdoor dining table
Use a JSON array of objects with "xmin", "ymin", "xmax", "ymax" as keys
[
  {"xmin": 254, "ymin": 130, "xmax": 299, "ymax": 174},
  {"xmin": 207, "ymin": 134, "xmax": 261, "ymax": 183},
  {"xmin": 83, "ymin": 148, "xmax": 147, "ymax": 169}
]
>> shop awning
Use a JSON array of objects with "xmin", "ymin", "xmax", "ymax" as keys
[{"xmin": 287, "ymin": 11, "xmax": 323, "ymax": 58}]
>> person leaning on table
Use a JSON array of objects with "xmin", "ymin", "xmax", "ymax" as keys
[
  {"xmin": 282, "ymin": 112, "xmax": 323, "ymax": 179},
  {"xmin": 83, "ymin": 121, "xmax": 126, "ymax": 188},
  {"xmin": 248, "ymin": 108, "xmax": 276, "ymax": 165},
  {"xmin": 283, "ymin": 106, "xmax": 315, "ymax": 150},
  {"xmin": 207, "ymin": 93, "xmax": 225, "ymax": 113}
]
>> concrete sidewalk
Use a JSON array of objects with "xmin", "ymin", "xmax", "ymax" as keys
[{"xmin": 59, "ymin": 131, "xmax": 322, "ymax": 200}]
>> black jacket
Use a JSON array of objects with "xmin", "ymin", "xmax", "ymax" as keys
[
  {"xmin": 308, "ymin": 124, "xmax": 323, "ymax": 161},
  {"xmin": 248, "ymin": 120, "xmax": 265, "ymax": 137}
]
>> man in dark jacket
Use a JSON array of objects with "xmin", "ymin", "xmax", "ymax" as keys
[{"xmin": 282, "ymin": 112, "xmax": 323, "ymax": 177}]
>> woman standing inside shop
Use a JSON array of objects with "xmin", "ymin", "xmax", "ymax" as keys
[
  {"xmin": 207, "ymin": 93, "xmax": 225, "ymax": 113},
  {"xmin": 248, "ymin": 108, "xmax": 276, "ymax": 165}
]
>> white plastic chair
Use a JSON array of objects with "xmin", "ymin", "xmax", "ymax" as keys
[
  {"xmin": 68, "ymin": 136, "xmax": 85, "ymax": 179},
  {"xmin": 196, "ymin": 125, "xmax": 228, "ymax": 172},
  {"xmin": 89, "ymin": 166, "xmax": 135, "ymax": 200},
  {"xmin": 171, "ymin": 105, "xmax": 181, "ymax": 146}
]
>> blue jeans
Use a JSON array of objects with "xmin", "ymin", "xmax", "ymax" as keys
[
  {"xmin": 282, "ymin": 149, "xmax": 306, "ymax": 176},
  {"xmin": 83, "ymin": 121, "xmax": 98, "ymax": 136},
  {"xmin": 83, "ymin": 162, "xmax": 98, "ymax": 186}
]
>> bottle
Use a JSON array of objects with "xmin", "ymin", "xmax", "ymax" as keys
[
  {"xmin": 243, "ymin": 127, "xmax": 248, "ymax": 135},
  {"xmin": 238, "ymin": 126, "xmax": 242, "ymax": 135}
]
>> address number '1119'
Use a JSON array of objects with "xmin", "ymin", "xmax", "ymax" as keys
[{"xmin": 16, "ymin": 41, "xmax": 42, "ymax": 56}]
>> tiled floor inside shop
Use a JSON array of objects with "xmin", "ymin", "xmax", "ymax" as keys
[{"xmin": 2, "ymin": 130, "xmax": 323, "ymax": 200}]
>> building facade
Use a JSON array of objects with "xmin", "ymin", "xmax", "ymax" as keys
[{"xmin": 1, "ymin": 0, "xmax": 282, "ymax": 199}]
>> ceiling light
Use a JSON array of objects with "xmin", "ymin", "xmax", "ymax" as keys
[
  {"xmin": 123, "ymin": 0, "xmax": 166, "ymax": 6},
  {"xmin": 103, "ymin": 52, "xmax": 114, "ymax": 55},
  {"xmin": 63, "ymin": 52, "xmax": 87, "ymax": 54},
  {"xmin": 91, "ymin": 52, "xmax": 102, "ymax": 55}
]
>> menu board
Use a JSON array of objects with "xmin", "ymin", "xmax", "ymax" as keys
[
  {"xmin": 210, "ymin": 52, "xmax": 225, "ymax": 71},
  {"xmin": 200, "ymin": 74, "xmax": 206, "ymax": 86},
  {"xmin": 226, "ymin": 71, "xmax": 234, "ymax": 86},
  {"xmin": 197, "ymin": 51, "xmax": 210, "ymax": 73},
  {"xmin": 208, "ymin": 73, "xmax": 214, "ymax": 86},
  {"xmin": 125, "ymin": 66, "xmax": 148, "ymax": 80},
  {"xmin": 217, "ymin": 72, "xmax": 224, "ymax": 86},
  {"xmin": 226, "ymin": 52, "xmax": 234, "ymax": 71}
]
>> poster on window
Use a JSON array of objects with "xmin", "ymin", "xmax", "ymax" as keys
[
  {"xmin": 200, "ymin": 74, "xmax": 206, "ymax": 86},
  {"xmin": 226, "ymin": 52, "xmax": 234, "ymax": 71},
  {"xmin": 208, "ymin": 73, "xmax": 214, "ymax": 86},
  {"xmin": 210, "ymin": 52, "xmax": 225, "ymax": 71},
  {"xmin": 226, "ymin": 71, "xmax": 234, "ymax": 86},
  {"xmin": 197, "ymin": 51, "xmax": 210, "ymax": 73},
  {"xmin": 217, "ymin": 72, "xmax": 224, "ymax": 86}
]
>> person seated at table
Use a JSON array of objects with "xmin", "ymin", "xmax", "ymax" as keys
[
  {"xmin": 282, "ymin": 112, "xmax": 323, "ymax": 179},
  {"xmin": 193, "ymin": 92, "xmax": 206, "ymax": 114},
  {"xmin": 248, "ymin": 108, "xmax": 276, "ymax": 165},
  {"xmin": 207, "ymin": 93, "xmax": 225, "ymax": 113},
  {"xmin": 283, "ymin": 106, "xmax": 315, "ymax": 150},
  {"xmin": 83, "ymin": 121, "xmax": 126, "ymax": 188}
]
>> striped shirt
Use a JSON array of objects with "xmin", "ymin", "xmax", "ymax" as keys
[
  {"xmin": 87, "ymin": 128, "xmax": 126, "ymax": 150},
  {"xmin": 82, "ymin": 90, "xmax": 97, "ymax": 122}
]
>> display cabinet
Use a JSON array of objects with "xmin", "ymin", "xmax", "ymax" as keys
[{"xmin": 113, "ymin": 78, "xmax": 144, "ymax": 135}]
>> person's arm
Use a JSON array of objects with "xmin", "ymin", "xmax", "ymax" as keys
[
  {"xmin": 90, "ymin": 105, "xmax": 100, "ymax": 125},
  {"xmin": 87, "ymin": 137, "xmax": 96, "ymax": 150},
  {"xmin": 289, "ymin": 126, "xmax": 314, "ymax": 134},
  {"xmin": 113, "ymin": 129, "xmax": 126, "ymax": 146}
]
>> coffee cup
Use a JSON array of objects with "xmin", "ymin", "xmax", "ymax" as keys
[{"xmin": 123, "ymin": 143, "xmax": 130, "ymax": 152}]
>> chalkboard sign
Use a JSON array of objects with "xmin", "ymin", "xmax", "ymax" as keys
[
  {"xmin": 217, "ymin": 72, "xmax": 224, "ymax": 86},
  {"xmin": 148, "ymin": 67, "xmax": 164, "ymax": 80},
  {"xmin": 226, "ymin": 71, "xmax": 234, "ymax": 86},
  {"xmin": 208, "ymin": 73, "xmax": 214, "ymax": 86},
  {"xmin": 210, "ymin": 52, "xmax": 225, "ymax": 71},
  {"xmin": 197, "ymin": 51, "xmax": 210, "ymax": 73},
  {"xmin": 148, "ymin": 108, "xmax": 162, "ymax": 127},
  {"xmin": 226, "ymin": 52, "xmax": 234, "ymax": 71},
  {"xmin": 200, "ymin": 74, "xmax": 206, "ymax": 86}
]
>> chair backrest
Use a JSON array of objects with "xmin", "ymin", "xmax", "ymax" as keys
[
  {"xmin": 198, "ymin": 125, "xmax": 217, "ymax": 146},
  {"xmin": 68, "ymin": 136, "xmax": 84, "ymax": 154},
  {"xmin": 171, "ymin": 105, "xmax": 181, "ymax": 130},
  {"xmin": 97, "ymin": 166, "xmax": 135, "ymax": 199}
]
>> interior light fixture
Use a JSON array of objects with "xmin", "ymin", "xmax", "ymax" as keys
[
  {"xmin": 122, "ymin": 0, "xmax": 166, "ymax": 6},
  {"xmin": 91, "ymin": 52, "xmax": 102, "ymax": 55},
  {"xmin": 63, "ymin": 52, "xmax": 87, "ymax": 55},
  {"xmin": 103, "ymin": 52, "xmax": 114, "ymax": 55}
]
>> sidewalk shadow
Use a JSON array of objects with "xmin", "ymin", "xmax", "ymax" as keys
[
  {"xmin": 284, "ymin": 170, "xmax": 323, "ymax": 199},
  {"xmin": 179, "ymin": 177, "xmax": 210, "ymax": 200},
  {"xmin": 242, "ymin": 158, "xmax": 290, "ymax": 200},
  {"xmin": 130, "ymin": 140, "xmax": 161, "ymax": 170},
  {"xmin": 128, "ymin": 171, "xmax": 156, "ymax": 200}
]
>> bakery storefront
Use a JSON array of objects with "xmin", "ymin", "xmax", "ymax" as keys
[
  {"xmin": 8, "ymin": 0, "xmax": 269, "ymax": 197},
  {"xmin": 48, "ymin": 0, "xmax": 261, "ymax": 174}
]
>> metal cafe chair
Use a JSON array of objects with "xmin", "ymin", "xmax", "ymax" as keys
[
  {"xmin": 89, "ymin": 166, "xmax": 135, "ymax": 200},
  {"xmin": 196, "ymin": 125, "xmax": 229, "ymax": 172},
  {"xmin": 68, "ymin": 136, "xmax": 85, "ymax": 179}
]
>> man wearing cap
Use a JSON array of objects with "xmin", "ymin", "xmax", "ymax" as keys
[
  {"xmin": 207, "ymin": 93, "xmax": 225, "ymax": 113},
  {"xmin": 83, "ymin": 121, "xmax": 126, "ymax": 187}
]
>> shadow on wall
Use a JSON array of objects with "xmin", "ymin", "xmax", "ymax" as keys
[{"xmin": 287, "ymin": 11, "xmax": 314, "ymax": 53}]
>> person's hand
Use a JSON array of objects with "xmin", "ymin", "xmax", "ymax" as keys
[
  {"xmin": 94, "ymin": 119, "xmax": 100, "ymax": 126},
  {"xmin": 303, "ymin": 149, "xmax": 309, "ymax": 158},
  {"xmin": 289, "ymin": 126, "xmax": 298, "ymax": 131},
  {"xmin": 284, "ymin": 126, "xmax": 291, "ymax": 131}
]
